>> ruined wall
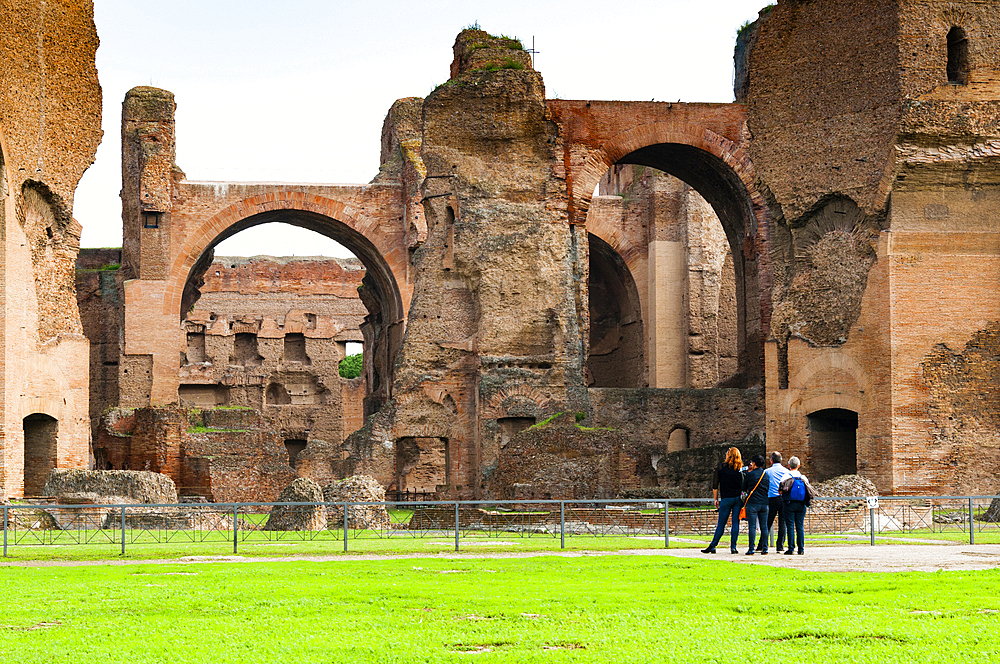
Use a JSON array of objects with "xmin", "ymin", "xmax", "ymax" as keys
[
  {"xmin": 181, "ymin": 255, "xmax": 368, "ymax": 477},
  {"xmin": 591, "ymin": 166, "xmax": 738, "ymax": 389},
  {"xmin": 94, "ymin": 406, "xmax": 296, "ymax": 502},
  {"xmin": 75, "ymin": 249, "xmax": 122, "ymax": 442},
  {"xmin": 754, "ymin": 0, "xmax": 1000, "ymax": 494},
  {"xmin": 345, "ymin": 30, "xmax": 583, "ymax": 499},
  {"xmin": 0, "ymin": 0, "xmax": 103, "ymax": 497}
]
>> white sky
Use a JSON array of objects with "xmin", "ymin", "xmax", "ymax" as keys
[{"xmin": 75, "ymin": 0, "xmax": 767, "ymax": 257}]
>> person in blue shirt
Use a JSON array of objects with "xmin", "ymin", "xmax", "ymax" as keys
[{"xmin": 756, "ymin": 451, "xmax": 791, "ymax": 553}]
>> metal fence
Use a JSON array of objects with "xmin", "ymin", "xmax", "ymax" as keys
[{"xmin": 3, "ymin": 495, "xmax": 999, "ymax": 557}]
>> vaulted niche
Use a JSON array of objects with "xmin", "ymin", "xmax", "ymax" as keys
[
  {"xmin": 587, "ymin": 234, "xmax": 644, "ymax": 387},
  {"xmin": 947, "ymin": 26, "xmax": 969, "ymax": 85}
]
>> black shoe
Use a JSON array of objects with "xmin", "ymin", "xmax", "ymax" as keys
[
  {"xmin": 745, "ymin": 551, "xmax": 754, "ymax": 555},
  {"xmin": 730, "ymin": 549, "xmax": 739, "ymax": 554},
  {"xmin": 797, "ymin": 550, "xmax": 804, "ymax": 555},
  {"xmin": 761, "ymin": 550, "xmax": 768, "ymax": 555},
  {"xmin": 700, "ymin": 548, "xmax": 716, "ymax": 554},
  {"xmin": 783, "ymin": 549, "xmax": 794, "ymax": 555}
]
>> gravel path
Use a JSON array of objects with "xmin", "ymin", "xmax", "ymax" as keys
[{"xmin": 3, "ymin": 544, "xmax": 1000, "ymax": 573}]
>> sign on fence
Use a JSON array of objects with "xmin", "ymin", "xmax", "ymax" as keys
[{"xmin": 866, "ymin": 496, "xmax": 879, "ymax": 509}]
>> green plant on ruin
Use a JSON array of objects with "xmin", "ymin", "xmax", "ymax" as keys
[
  {"xmin": 501, "ymin": 58, "xmax": 524, "ymax": 70},
  {"xmin": 339, "ymin": 353, "xmax": 363, "ymax": 379}
]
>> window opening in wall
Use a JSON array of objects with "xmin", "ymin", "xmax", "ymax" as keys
[
  {"xmin": 231, "ymin": 332, "xmax": 263, "ymax": 366},
  {"xmin": 806, "ymin": 408, "xmax": 858, "ymax": 483},
  {"xmin": 947, "ymin": 26, "xmax": 969, "ymax": 85},
  {"xmin": 282, "ymin": 332, "xmax": 311, "ymax": 365},
  {"xmin": 667, "ymin": 427, "xmax": 689, "ymax": 452},
  {"xmin": 23, "ymin": 413, "xmax": 58, "ymax": 497},
  {"xmin": 185, "ymin": 331, "xmax": 206, "ymax": 364},
  {"xmin": 143, "ymin": 211, "xmax": 162, "ymax": 228},
  {"xmin": 284, "ymin": 439, "xmax": 307, "ymax": 467}
]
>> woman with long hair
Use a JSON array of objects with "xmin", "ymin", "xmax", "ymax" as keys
[{"xmin": 701, "ymin": 447, "xmax": 744, "ymax": 554}]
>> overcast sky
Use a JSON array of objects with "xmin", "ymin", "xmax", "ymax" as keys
[{"xmin": 75, "ymin": 0, "xmax": 767, "ymax": 257}]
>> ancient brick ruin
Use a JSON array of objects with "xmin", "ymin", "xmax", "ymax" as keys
[{"xmin": 3, "ymin": 0, "xmax": 1000, "ymax": 501}]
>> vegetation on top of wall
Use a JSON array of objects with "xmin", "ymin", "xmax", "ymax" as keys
[
  {"xmin": 186, "ymin": 426, "xmax": 248, "ymax": 434},
  {"xmin": 339, "ymin": 353, "xmax": 363, "ymax": 379},
  {"xmin": 736, "ymin": 4, "xmax": 774, "ymax": 40}
]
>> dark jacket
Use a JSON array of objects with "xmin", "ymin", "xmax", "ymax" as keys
[
  {"xmin": 712, "ymin": 463, "xmax": 743, "ymax": 499},
  {"xmin": 742, "ymin": 467, "xmax": 769, "ymax": 505}
]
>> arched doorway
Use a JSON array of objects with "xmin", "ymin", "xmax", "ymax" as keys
[
  {"xmin": 23, "ymin": 413, "xmax": 58, "ymax": 496},
  {"xmin": 807, "ymin": 408, "xmax": 858, "ymax": 482},
  {"xmin": 587, "ymin": 234, "xmax": 644, "ymax": 387}
]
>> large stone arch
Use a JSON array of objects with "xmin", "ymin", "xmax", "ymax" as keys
[
  {"xmin": 576, "ymin": 122, "xmax": 771, "ymax": 386},
  {"xmin": 163, "ymin": 192, "xmax": 409, "ymax": 323}
]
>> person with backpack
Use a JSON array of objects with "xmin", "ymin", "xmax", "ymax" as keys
[
  {"xmin": 779, "ymin": 456, "xmax": 818, "ymax": 555},
  {"xmin": 741, "ymin": 455, "xmax": 770, "ymax": 555}
]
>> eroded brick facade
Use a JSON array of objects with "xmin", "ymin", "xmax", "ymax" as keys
[
  {"xmin": 63, "ymin": 2, "xmax": 1000, "ymax": 500},
  {"xmin": 0, "ymin": 0, "xmax": 102, "ymax": 498}
]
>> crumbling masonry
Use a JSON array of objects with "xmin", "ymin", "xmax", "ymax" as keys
[{"xmin": 5, "ymin": 0, "xmax": 1000, "ymax": 500}]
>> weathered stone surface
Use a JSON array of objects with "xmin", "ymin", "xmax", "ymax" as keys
[
  {"xmin": 0, "ymin": 0, "xmax": 103, "ymax": 498},
  {"xmin": 43, "ymin": 469, "xmax": 177, "ymax": 504},
  {"xmin": 484, "ymin": 413, "xmax": 648, "ymax": 501},
  {"xmin": 323, "ymin": 475, "xmax": 390, "ymax": 530},
  {"xmin": 264, "ymin": 477, "xmax": 327, "ymax": 531}
]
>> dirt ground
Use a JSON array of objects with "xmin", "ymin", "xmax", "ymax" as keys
[{"xmin": 3, "ymin": 544, "xmax": 1000, "ymax": 573}]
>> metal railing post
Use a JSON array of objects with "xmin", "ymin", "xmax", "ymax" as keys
[
  {"xmin": 120, "ymin": 506, "xmax": 126, "ymax": 556},
  {"xmin": 560, "ymin": 502, "xmax": 565, "ymax": 549},
  {"xmin": 454, "ymin": 502, "xmax": 460, "ymax": 552},
  {"xmin": 664, "ymin": 500, "xmax": 669, "ymax": 549},
  {"xmin": 232, "ymin": 505, "xmax": 238, "ymax": 554},
  {"xmin": 343, "ymin": 502, "xmax": 348, "ymax": 552},
  {"xmin": 869, "ymin": 507, "xmax": 876, "ymax": 546},
  {"xmin": 969, "ymin": 498, "xmax": 975, "ymax": 545},
  {"xmin": 3, "ymin": 505, "xmax": 8, "ymax": 557}
]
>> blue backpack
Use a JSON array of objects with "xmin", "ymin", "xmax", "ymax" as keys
[{"xmin": 789, "ymin": 477, "xmax": 807, "ymax": 502}]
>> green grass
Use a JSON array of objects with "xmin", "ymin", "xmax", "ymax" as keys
[{"xmin": 2, "ymin": 556, "xmax": 999, "ymax": 663}]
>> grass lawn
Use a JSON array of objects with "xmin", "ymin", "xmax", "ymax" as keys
[{"xmin": 2, "ymin": 556, "xmax": 999, "ymax": 663}]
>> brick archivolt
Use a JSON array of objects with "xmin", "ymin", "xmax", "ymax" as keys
[{"xmin": 164, "ymin": 191, "xmax": 406, "ymax": 319}]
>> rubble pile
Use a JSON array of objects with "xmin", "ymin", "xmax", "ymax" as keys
[
  {"xmin": 264, "ymin": 478, "xmax": 327, "ymax": 531},
  {"xmin": 323, "ymin": 475, "xmax": 390, "ymax": 530},
  {"xmin": 810, "ymin": 474, "xmax": 879, "ymax": 512}
]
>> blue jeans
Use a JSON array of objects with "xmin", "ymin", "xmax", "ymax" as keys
[
  {"xmin": 705, "ymin": 496, "xmax": 741, "ymax": 552},
  {"xmin": 745, "ymin": 501, "xmax": 769, "ymax": 553},
  {"xmin": 784, "ymin": 501, "xmax": 806, "ymax": 552}
]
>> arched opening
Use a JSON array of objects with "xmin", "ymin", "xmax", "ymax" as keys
[
  {"xmin": 947, "ymin": 26, "xmax": 969, "ymax": 85},
  {"xmin": 587, "ymin": 234, "xmax": 644, "ymax": 387},
  {"xmin": 179, "ymin": 213, "xmax": 404, "ymax": 454},
  {"xmin": 610, "ymin": 144, "xmax": 762, "ymax": 387},
  {"xmin": 23, "ymin": 413, "xmax": 58, "ymax": 496},
  {"xmin": 807, "ymin": 408, "xmax": 858, "ymax": 482}
]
